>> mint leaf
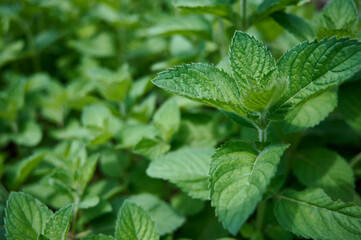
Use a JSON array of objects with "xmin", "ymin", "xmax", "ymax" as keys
[
  {"xmin": 318, "ymin": 0, "xmax": 358, "ymax": 38},
  {"xmin": 82, "ymin": 234, "xmax": 114, "ymax": 240},
  {"xmin": 147, "ymin": 148, "xmax": 214, "ymax": 200},
  {"xmin": 210, "ymin": 142, "xmax": 289, "ymax": 234},
  {"xmin": 5, "ymin": 192, "xmax": 53, "ymax": 240},
  {"xmin": 230, "ymin": 31, "xmax": 276, "ymax": 87},
  {"xmin": 128, "ymin": 194, "xmax": 185, "ymax": 235},
  {"xmin": 115, "ymin": 201, "xmax": 159, "ymax": 240},
  {"xmin": 280, "ymin": 88, "xmax": 337, "ymax": 133},
  {"xmin": 173, "ymin": 0, "xmax": 233, "ymax": 19},
  {"xmin": 272, "ymin": 37, "xmax": 361, "ymax": 118},
  {"xmin": 6, "ymin": 152, "xmax": 45, "ymax": 190},
  {"xmin": 153, "ymin": 63, "xmax": 245, "ymax": 115},
  {"xmin": 133, "ymin": 137, "xmax": 170, "ymax": 159},
  {"xmin": 339, "ymin": 81, "xmax": 361, "ymax": 133},
  {"xmin": 274, "ymin": 188, "xmax": 361, "ymax": 240},
  {"xmin": 147, "ymin": 15, "xmax": 212, "ymax": 40},
  {"xmin": 11, "ymin": 121, "xmax": 42, "ymax": 147},
  {"xmin": 43, "ymin": 204, "xmax": 73, "ymax": 240},
  {"xmin": 153, "ymin": 98, "xmax": 180, "ymax": 141},
  {"xmin": 292, "ymin": 148, "xmax": 355, "ymax": 201}
]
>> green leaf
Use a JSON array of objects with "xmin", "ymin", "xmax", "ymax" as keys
[
  {"xmin": 271, "ymin": 12, "xmax": 315, "ymax": 41},
  {"xmin": 339, "ymin": 81, "xmax": 361, "ymax": 133},
  {"xmin": 153, "ymin": 63, "xmax": 245, "ymax": 115},
  {"xmin": 318, "ymin": 0, "xmax": 358, "ymax": 38},
  {"xmin": 153, "ymin": 98, "xmax": 180, "ymax": 141},
  {"xmin": 133, "ymin": 137, "xmax": 170, "ymax": 159},
  {"xmin": 210, "ymin": 141, "xmax": 289, "ymax": 234},
  {"xmin": 11, "ymin": 121, "xmax": 42, "ymax": 147},
  {"xmin": 74, "ymin": 154, "xmax": 99, "ymax": 193},
  {"xmin": 230, "ymin": 31, "xmax": 276, "ymax": 87},
  {"xmin": 82, "ymin": 234, "xmax": 114, "ymax": 240},
  {"xmin": 255, "ymin": 0, "xmax": 301, "ymax": 20},
  {"xmin": 292, "ymin": 148, "xmax": 355, "ymax": 201},
  {"xmin": 115, "ymin": 200, "xmax": 159, "ymax": 240},
  {"xmin": 274, "ymin": 188, "xmax": 361, "ymax": 240},
  {"xmin": 5, "ymin": 192, "xmax": 53, "ymax": 240},
  {"xmin": 147, "ymin": 15, "xmax": 212, "ymax": 39},
  {"xmin": 69, "ymin": 33, "xmax": 115, "ymax": 58},
  {"xmin": 173, "ymin": 0, "xmax": 233, "ymax": 19},
  {"xmin": 147, "ymin": 148, "xmax": 214, "ymax": 200},
  {"xmin": 272, "ymin": 37, "xmax": 361, "ymax": 118},
  {"xmin": 171, "ymin": 193, "xmax": 205, "ymax": 216},
  {"xmin": 129, "ymin": 194, "xmax": 185, "ymax": 235},
  {"xmin": 6, "ymin": 152, "xmax": 45, "ymax": 190},
  {"xmin": 43, "ymin": 204, "xmax": 73, "ymax": 240},
  {"xmin": 280, "ymin": 88, "xmax": 337, "ymax": 133}
]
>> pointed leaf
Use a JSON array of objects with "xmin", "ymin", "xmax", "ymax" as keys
[
  {"xmin": 230, "ymin": 31, "xmax": 276, "ymax": 88},
  {"xmin": 147, "ymin": 148, "xmax": 214, "ymax": 200},
  {"xmin": 153, "ymin": 98, "xmax": 180, "ymax": 141},
  {"xmin": 210, "ymin": 141, "xmax": 289, "ymax": 234},
  {"xmin": 115, "ymin": 201, "xmax": 159, "ymax": 240},
  {"xmin": 153, "ymin": 63, "xmax": 245, "ymax": 115},
  {"xmin": 128, "ymin": 194, "xmax": 185, "ymax": 235},
  {"xmin": 5, "ymin": 192, "xmax": 53, "ymax": 240},
  {"xmin": 274, "ymin": 188, "xmax": 361, "ymax": 240},
  {"xmin": 292, "ymin": 148, "xmax": 355, "ymax": 201},
  {"xmin": 272, "ymin": 37, "xmax": 361, "ymax": 118},
  {"xmin": 133, "ymin": 137, "xmax": 170, "ymax": 159},
  {"xmin": 43, "ymin": 204, "xmax": 73, "ymax": 240}
]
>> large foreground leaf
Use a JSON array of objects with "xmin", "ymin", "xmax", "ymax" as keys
[
  {"xmin": 115, "ymin": 201, "xmax": 159, "ymax": 240},
  {"xmin": 210, "ymin": 141, "xmax": 288, "ymax": 234},
  {"xmin": 274, "ymin": 188, "xmax": 361, "ymax": 240},
  {"xmin": 272, "ymin": 37, "xmax": 361, "ymax": 118},
  {"xmin": 147, "ymin": 148, "xmax": 214, "ymax": 200}
]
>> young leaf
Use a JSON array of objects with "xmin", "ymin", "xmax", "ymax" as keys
[
  {"xmin": 230, "ymin": 31, "xmax": 276, "ymax": 87},
  {"xmin": 128, "ymin": 194, "xmax": 185, "ymax": 235},
  {"xmin": 210, "ymin": 141, "xmax": 289, "ymax": 234},
  {"xmin": 280, "ymin": 88, "xmax": 337, "ymax": 133},
  {"xmin": 115, "ymin": 201, "xmax": 159, "ymax": 240},
  {"xmin": 318, "ymin": 0, "xmax": 358, "ymax": 38},
  {"xmin": 153, "ymin": 98, "xmax": 180, "ymax": 141},
  {"xmin": 272, "ymin": 37, "xmax": 361, "ymax": 118},
  {"xmin": 153, "ymin": 63, "xmax": 245, "ymax": 115},
  {"xmin": 339, "ymin": 81, "xmax": 361, "ymax": 133},
  {"xmin": 43, "ymin": 204, "xmax": 73, "ymax": 240},
  {"xmin": 274, "ymin": 188, "xmax": 361, "ymax": 240},
  {"xmin": 173, "ymin": 0, "xmax": 233, "ymax": 19},
  {"xmin": 5, "ymin": 192, "xmax": 53, "ymax": 240},
  {"xmin": 147, "ymin": 148, "xmax": 214, "ymax": 200}
]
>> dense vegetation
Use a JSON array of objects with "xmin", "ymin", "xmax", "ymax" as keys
[{"xmin": 1, "ymin": 0, "xmax": 361, "ymax": 239}]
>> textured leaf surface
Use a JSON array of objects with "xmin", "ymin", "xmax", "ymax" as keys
[
  {"xmin": 5, "ymin": 192, "xmax": 53, "ymax": 240},
  {"xmin": 43, "ymin": 204, "xmax": 73, "ymax": 240},
  {"xmin": 115, "ymin": 201, "xmax": 159, "ymax": 240},
  {"xmin": 272, "ymin": 37, "xmax": 361, "ymax": 118},
  {"xmin": 210, "ymin": 141, "xmax": 289, "ymax": 234},
  {"xmin": 173, "ymin": 0, "xmax": 233, "ymax": 19},
  {"xmin": 129, "ymin": 194, "xmax": 185, "ymax": 235},
  {"xmin": 274, "ymin": 188, "xmax": 361, "ymax": 240},
  {"xmin": 230, "ymin": 31, "xmax": 275, "ymax": 87},
  {"xmin": 153, "ymin": 63, "xmax": 245, "ymax": 115},
  {"xmin": 147, "ymin": 148, "xmax": 214, "ymax": 200},
  {"xmin": 293, "ymin": 148, "xmax": 355, "ymax": 201},
  {"xmin": 339, "ymin": 81, "xmax": 361, "ymax": 133},
  {"xmin": 318, "ymin": 0, "xmax": 358, "ymax": 38},
  {"xmin": 281, "ymin": 88, "xmax": 337, "ymax": 133},
  {"xmin": 153, "ymin": 98, "xmax": 180, "ymax": 141}
]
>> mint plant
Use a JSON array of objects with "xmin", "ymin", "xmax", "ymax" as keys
[{"xmin": 152, "ymin": 30, "xmax": 361, "ymax": 238}]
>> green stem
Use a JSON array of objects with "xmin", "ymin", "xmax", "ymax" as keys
[
  {"xmin": 242, "ymin": 0, "xmax": 247, "ymax": 30},
  {"xmin": 257, "ymin": 112, "xmax": 269, "ymax": 149},
  {"xmin": 71, "ymin": 195, "xmax": 80, "ymax": 236},
  {"xmin": 256, "ymin": 200, "xmax": 266, "ymax": 231}
]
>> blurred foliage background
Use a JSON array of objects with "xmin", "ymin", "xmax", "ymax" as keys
[{"xmin": 0, "ymin": 0, "xmax": 361, "ymax": 239}]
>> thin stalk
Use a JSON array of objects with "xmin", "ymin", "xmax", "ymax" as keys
[
  {"xmin": 242, "ymin": 0, "xmax": 247, "ymax": 30},
  {"xmin": 256, "ymin": 200, "xmax": 267, "ymax": 231},
  {"xmin": 257, "ymin": 111, "xmax": 269, "ymax": 149},
  {"xmin": 71, "ymin": 195, "xmax": 80, "ymax": 236}
]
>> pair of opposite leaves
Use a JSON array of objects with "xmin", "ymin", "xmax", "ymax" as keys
[{"xmin": 152, "ymin": 31, "xmax": 361, "ymax": 237}]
